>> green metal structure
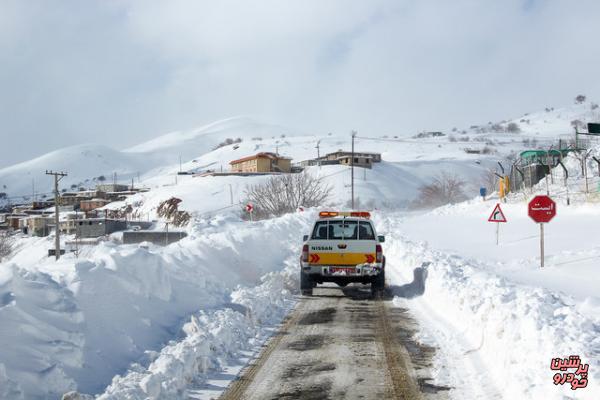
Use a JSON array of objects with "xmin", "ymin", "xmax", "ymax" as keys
[{"xmin": 519, "ymin": 149, "xmax": 573, "ymax": 167}]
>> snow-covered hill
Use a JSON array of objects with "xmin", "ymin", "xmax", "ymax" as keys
[{"xmin": 2, "ymin": 100, "xmax": 599, "ymax": 204}]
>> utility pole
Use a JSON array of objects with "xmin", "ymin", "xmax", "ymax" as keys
[
  {"xmin": 315, "ymin": 140, "xmax": 321, "ymax": 168},
  {"xmin": 179, "ymin": 155, "xmax": 182, "ymax": 173},
  {"xmin": 229, "ymin": 184, "xmax": 233, "ymax": 205},
  {"xmin": 351, "ymin": 130, "xmax": 357, "ymax": 209},
  {"xmin": 46, "ymin": 170, "xmax": 67, "ymax": 260}
]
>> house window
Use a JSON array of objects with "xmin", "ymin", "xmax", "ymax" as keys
[{"xmin": 354, "ymin": 158, "xmax": 359, "ymax": 163}]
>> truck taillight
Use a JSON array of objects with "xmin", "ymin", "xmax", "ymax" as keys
[
  {"xmin": 301, "ymin": 244, "xmax": 309, "ymax": 262},
  {"xmin": 376, "ymin": 244, "xmax": 382, "ymax": 263}
]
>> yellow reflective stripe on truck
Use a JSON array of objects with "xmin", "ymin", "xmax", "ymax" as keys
[{"xmin": 309, "ymin": 252, "xmax": 376, "ymax": 265}]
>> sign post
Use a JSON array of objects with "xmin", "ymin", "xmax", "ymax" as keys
[
  {"xmin": 528, "ymin": 195, "xmax": 557, "ymax": 268},
  {"xmin": 245, "ymin": 203, "xmax": 254, "ymax": 221},
  {"xmin": 487, "ymin": 203, "xmax": 507, "ymax": 245}
]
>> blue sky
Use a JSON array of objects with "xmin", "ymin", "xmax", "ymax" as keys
[{"xmin": 1, "ymin": 0, "xmax": 599, "ymax": 167}]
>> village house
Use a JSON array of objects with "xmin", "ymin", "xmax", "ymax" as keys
[
  {"xmin": 300, "ymin": 151, "xmax": 382, "ymax": 168},
  {"xmin": 6, "ymin": 214, "xmax": 27, "ymax": 231},
  {"xmin": 77, "ymin": 218, "xmax": 128, "ymax": 238},
  {"xmin": 229, "ymin": 152, "xmax": 292, "ymax": 173},
  {"xmin": 59, "ymin": 192, "xmax": 82, "ymax": 206},
  {"xmin": 96, "ymin": 183, "xmax": 130, "ymax": 193},
  {"xmin": 80, "ymin": 198, "xmax": 111, "ymax": 212},
  {"xmin": 59, "ymin": 213, "xmax": 85, "ymax": 235},
  {"xmin": 26, "ymin": 216, "xmax": 53, "ymax": 237},
  {"xmin": 322, "ymin": 151, "xmax": 382, "ymax": 163},
  {"xmin": 337, "ymin": 154, "xmax": 374, "ymax": 169}
]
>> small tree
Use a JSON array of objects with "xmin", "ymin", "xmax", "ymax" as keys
[
  {"xmin": 506, "ymin": 122, "xmax": 521, "ymax": 133},
  {"xmin": 97, "ymin": 175, "xmax": 106, "ymax": 182},
  {"xmin": 412, "ymin": 172, "xmax": 468, "ymax": 209},
  {"xmin": 575, "ymin": 94, "xmax": 586, "ymax": 104},
  {"xmin": 244, "ymin": 173, "xmax": 332, "ymax": 219},
  {"xmin": 0, "ymin": 233, "xmax": 13, "ymax": 261},
  {"xmin": 570, "ymin": 119, "xmax": 585, "ymax": 131},
  {"xmin": 480, "ymin": 170, "xmax": 498, "ymax": 194}
]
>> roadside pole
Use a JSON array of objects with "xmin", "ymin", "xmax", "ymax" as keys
[
  {"xmin": 487, "ymin": 203, "xmax": 507, "ymax": 245},
  {"xmin": 351, "ymin": 130, "xmax": 356, "ymax": 209},
  {"xmin": 540, "ymin": 223, "xmax": 544, "ymax": 268},
  {"xmin": 496, "ymin": 223, "xmax": 500, "ymax": 246},
  {"xmin": 528, "ymin": 195, "xmax": 556, "ymax": 268},
  {"xmin": 46, "ymin": 170, "xmax": 67, "ymax": 260}
]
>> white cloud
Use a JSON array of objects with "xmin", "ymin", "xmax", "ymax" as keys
[{"xmin": 1, "ymin": 0, "xmax": 599, "ymax": 167}]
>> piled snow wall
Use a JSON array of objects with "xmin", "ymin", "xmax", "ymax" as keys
[{"xmin": 0, "ymin": 212, "xmax": 311, "ymax": 399}]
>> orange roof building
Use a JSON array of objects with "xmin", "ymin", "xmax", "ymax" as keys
[{"xmin": 229, "ymin": 152, "xmax": 292, "ymax": 173}]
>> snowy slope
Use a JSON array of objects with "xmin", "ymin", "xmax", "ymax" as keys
[
  {"xmin": 0, "ymin": 117, "xmax": 303, "ymax": 199},
  {"xmin": 0, "ymin": 144, "xmax": 148, "ymax": 200},
  {"xmin": 0, "ymin": 212, "xmax": 312, "ymax": 399},
  {"xmin": 127, "ymin": 116, "xmax": 304, "ymax": 162},
  {"xmin": 3, "ymin": 100, "xmax": 598, "ymax": 201}
]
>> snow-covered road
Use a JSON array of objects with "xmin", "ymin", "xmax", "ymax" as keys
[{"xmin": 220, "ymin": 284, "xmax": 447, "ymax": 400}]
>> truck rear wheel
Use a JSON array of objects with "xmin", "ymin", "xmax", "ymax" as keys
[
  {"xmin": 300, "ymin": 271, "xmax": 313, "ymax": 296},
  {"xmin": 371, "ymin": 270, "xmax": 385, "ymax": 297}
]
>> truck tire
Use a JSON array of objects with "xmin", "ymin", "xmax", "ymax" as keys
[
  {"xmin": 371, "ymin": 270, "xmax": 385, "ymax": 297},
  {"xmin": 300, "ymin": 271, "xmax": 313, "ymax": 296}
]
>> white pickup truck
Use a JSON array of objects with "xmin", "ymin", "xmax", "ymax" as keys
[{"xmin": 300, "ymin": 211, "xmax": 385, "ymax": 296}]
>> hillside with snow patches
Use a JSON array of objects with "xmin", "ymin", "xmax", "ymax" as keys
[
  {"xmin": 1, "ymin": 100, "xmax": 599, "ymax": 203},
  {"xmin": 0, "ymin": 101, "xmax": 599, "ymax": 399}
]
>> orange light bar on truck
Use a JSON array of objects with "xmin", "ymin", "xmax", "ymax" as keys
[
  {"xmin": 319, "ymin": 211, "xmax": 339, "ymax": 217},
  {"xmin": 319, "ymin": 211, "xmax": 371, "ymax": 218}
]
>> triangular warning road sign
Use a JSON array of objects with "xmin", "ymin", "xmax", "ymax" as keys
[{"xmin": 488, "ymin": 203, "xmax": 507, "ymax": 223}]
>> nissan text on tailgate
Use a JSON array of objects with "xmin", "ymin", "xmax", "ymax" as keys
[{"xmin": 300, "ymin": 211, "xmax": 385, "ymax": 296}]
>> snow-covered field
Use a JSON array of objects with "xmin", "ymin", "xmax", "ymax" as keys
[{"xmin": 1, "ymin": 101, "xmax": 599, "ymax": 399}]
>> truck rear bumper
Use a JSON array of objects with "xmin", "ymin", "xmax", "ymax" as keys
[{"xmin": 301, "ymin": 263, "xmax": 383, "ymax": 277}]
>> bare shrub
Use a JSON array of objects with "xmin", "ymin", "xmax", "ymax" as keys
[
  {"xmin": 412, "ymin": 172, "xmax": 468, "ymax": 209},
  {"xmin": 0, "ymin": 233, "xmax": 14, "ymax": 261},
  {"xmin": 506, "ymin": 122, "xmax": 521, "ymax": 133},
  {"xmin": 591, "ymin": 103, "xmax": 599, "ymax": 110},
  {"xmin": 490, "ymin": 123, "xmax": 504, "ymax": 133},
  {"xmin": 570, "ymin": 119, "xmax": 585, "ymax": 131},
  {"xmin": 214, "ymin": 137, "xmax": 242, "ymax": 150},
  {"xmin": 448, "ymin": 135, "xmax": 457, "ymax": 142},
  {"xmin": 480, "ymin": 170, "xmax": 498, "ymax": 194},
  {"xmin": 157, "ymin": 197, "xmax": 191, "ymax": 227},
  {"xmin": 481, "ymin": 146, "xmax": 496, "ymax": 154},
  {"xmin": 243, "ymin": 173, "xmax": 332, "ymax": 219}
]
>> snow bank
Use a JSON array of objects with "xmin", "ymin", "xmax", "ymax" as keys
[
  {"xmin": 99, "ymin": 259, "xmax": 298, "ymax": 399},
  {"xmin": 382, "ymin": 223, "xmax": 599, "ymax": 399},
  {"xmin": 0, "ymin": 212, "xmax": 311, "ymax": 399}
]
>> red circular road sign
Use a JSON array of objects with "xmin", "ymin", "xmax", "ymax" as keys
[
  {"xmin": 245, "ymin": 203, "xmax": 254, "ymax": 213},
  {"xmin": 528, "ymin": 195, "xmax": 556, "ymax": 223}
]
